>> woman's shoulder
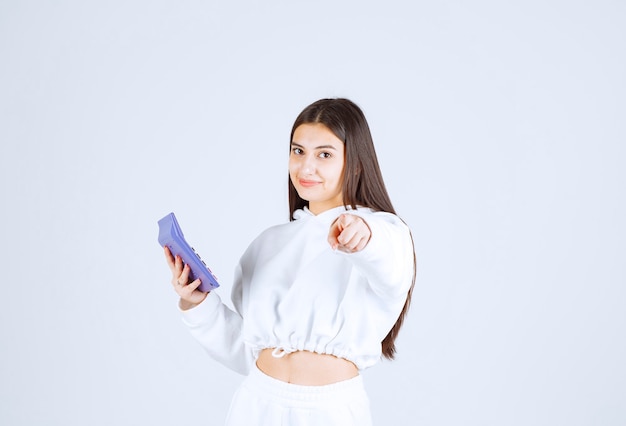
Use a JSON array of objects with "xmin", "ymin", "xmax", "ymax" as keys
[{"xmin": 242, "ymin": 218, "xmax": 298, "ymax": 253}]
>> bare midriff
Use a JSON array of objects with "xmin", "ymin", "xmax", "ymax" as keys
[{"xmin": 256, "ymin": 348, "xmax": 359, "ymax": 385}]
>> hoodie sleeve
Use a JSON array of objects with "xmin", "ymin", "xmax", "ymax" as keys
[
  {"xmin": 335, "ymin": 210, "xmax": 415, "ymax": 299},
  {"xmin": 179, "ymin": 263, "xmax": 254, "ymax": 375}
]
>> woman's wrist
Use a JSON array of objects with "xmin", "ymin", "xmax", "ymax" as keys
[{"xmin": 179, "ymin": 293, "xmax": 208, "ymax": 311}]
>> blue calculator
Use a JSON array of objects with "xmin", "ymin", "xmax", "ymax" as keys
[{"xmin": 158, "ymin": 212, "xmax": 220, "ymax": 292}]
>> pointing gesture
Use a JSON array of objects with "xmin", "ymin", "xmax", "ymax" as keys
[{"xmin": 328, "ymin": 214, "xmax": 371, "ymax": 253}]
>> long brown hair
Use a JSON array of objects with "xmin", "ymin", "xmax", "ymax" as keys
[{"xmin": 288, "ymin": 98, "xmax": 416, "ymax": 359}]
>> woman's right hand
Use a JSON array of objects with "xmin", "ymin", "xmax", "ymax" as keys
[{"xmin": 164, "ymin": 246, "xmax": 209, "ymax": 310}]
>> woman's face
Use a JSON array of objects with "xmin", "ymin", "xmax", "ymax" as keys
[{"xmin": 289, "ymin": 123, "xmax": 345, "ymax": 215}]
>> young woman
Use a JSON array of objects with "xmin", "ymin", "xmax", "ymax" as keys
[{"xmin": 165, "ymin": 98, "xmax": 416, "ymax": 425}]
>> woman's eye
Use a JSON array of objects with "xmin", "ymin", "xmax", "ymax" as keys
[
  {"xmin": 291, "ymin": 147, "xmax": 303, "ymax": 155},
  {"xmin": 319, "ymin": 152, "xmax": 332, "ymax": 159}
]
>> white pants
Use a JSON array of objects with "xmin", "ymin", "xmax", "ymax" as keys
[{"xmin": 225, "ymin": 364, "xmax": 373, "ymax": 426}]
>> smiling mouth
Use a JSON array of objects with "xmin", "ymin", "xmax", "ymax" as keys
[{"xmin": 298, "ymin": 179, "xmax": 320, "ymax": 188}]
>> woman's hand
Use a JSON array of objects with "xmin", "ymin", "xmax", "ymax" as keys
[
  {"xmin": 327, "ymin": 214, "xmax": 371, "ymax": 253},
  {"xmin": 164, "ymin": 246, "xmax": 208, "ymax": 310}
]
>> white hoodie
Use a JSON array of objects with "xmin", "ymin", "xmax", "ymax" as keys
[{"xmin": 180, "ymin": 206, "xmax": 414, "ymax": 374}]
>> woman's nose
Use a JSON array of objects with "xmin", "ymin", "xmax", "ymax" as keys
[{"xmin": 301, "ymin": 155, "xmax": 315, "ymax": 174}]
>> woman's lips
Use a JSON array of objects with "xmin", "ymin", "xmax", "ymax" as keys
[{"xmin": 298, "ymin": 179, "xmax": 320, "ymax": 188}]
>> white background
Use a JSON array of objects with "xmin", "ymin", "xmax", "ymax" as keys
[{"xmin": 1, "ymin": 1, "xmax": 625, "ymax": 425}]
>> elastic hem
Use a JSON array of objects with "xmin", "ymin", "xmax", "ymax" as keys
[{"xmin": 248, "ymin": 342, "xmax": 369, "ymax": 370}]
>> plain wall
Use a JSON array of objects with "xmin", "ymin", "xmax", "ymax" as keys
[{"xmin": 1, "ymin": 1, "xmax": 624, "ymax": 425}]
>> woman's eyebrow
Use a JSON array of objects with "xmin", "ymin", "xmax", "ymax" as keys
[{"xmin": 290, "ymin": 142, "xmax": 338, "ymax": 150}]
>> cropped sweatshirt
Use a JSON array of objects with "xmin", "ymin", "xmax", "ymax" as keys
[{"xmin": 180, "ymin": 205, "xmax": 415, "ymax": 375}]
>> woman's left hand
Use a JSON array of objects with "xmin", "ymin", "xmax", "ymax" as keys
[{"xmin": 328, "ymin": 214, "xmax": 371, "ymax": 253}]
